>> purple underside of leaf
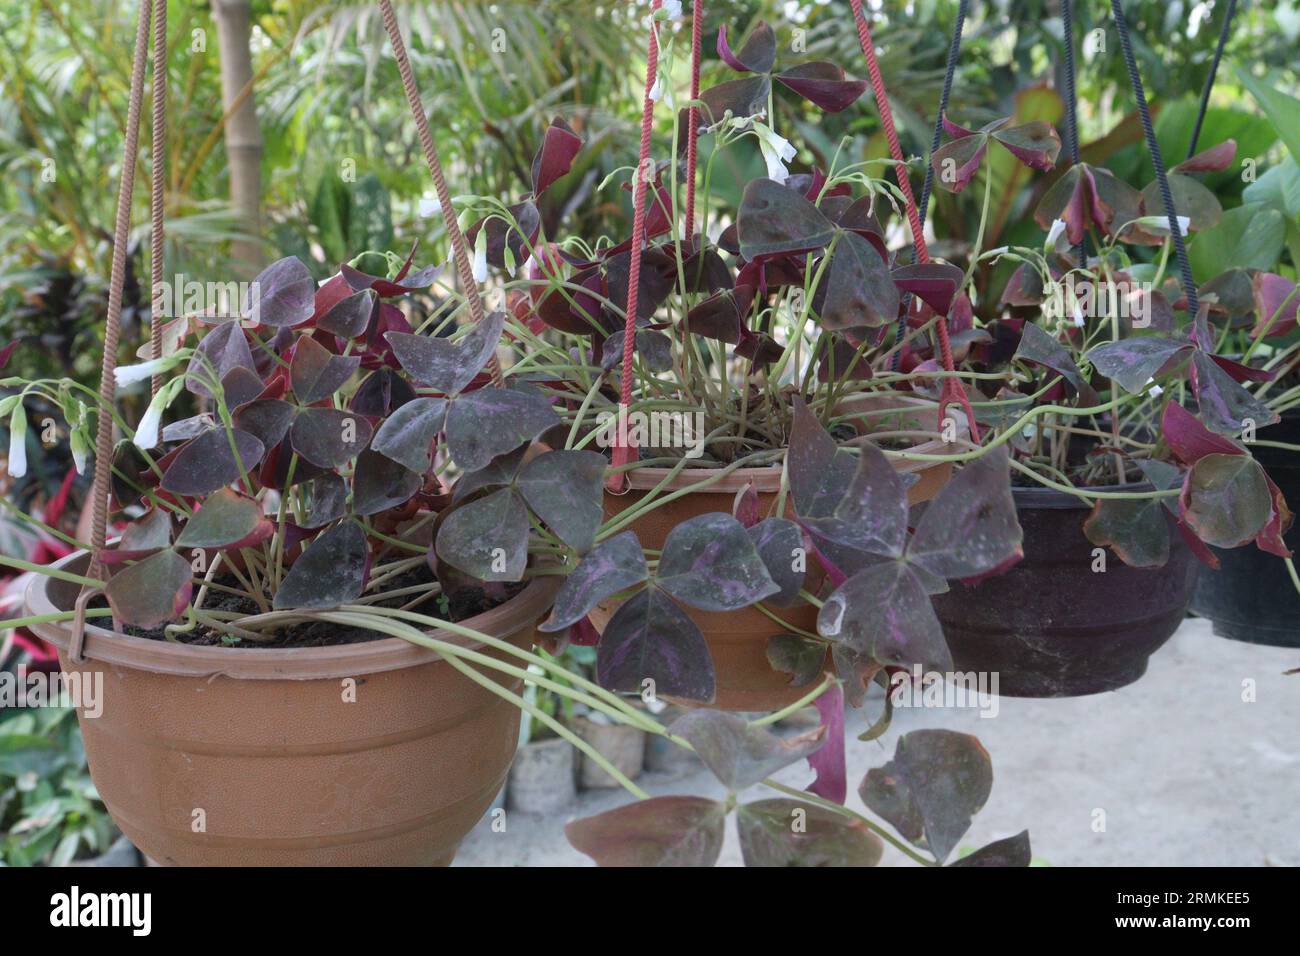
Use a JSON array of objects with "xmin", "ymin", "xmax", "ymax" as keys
[
  {"xmin": 443, "ymin": 385, "xmax": 560, "ymax": 473},
  {"xmin": 186, "ymin": 320, "xmax": 257, "ymax": 399},
  {"xmin": 317, "ymin": 287, "xmax": 378, "ymax": 339},
  {"xmin": 1161, "ymin": 400, "xmax": 1247, "ymax": 465},
  {"xmin": 774, "ymin": 63, "xmax": 868, "ymax": 112},
  {"xmin": 290, "ymin": 335, "xmax": 362, "ymax": 405},
  {"xmin": 655, "ymin": 512, "xmax": 780, "ymax": 612},
  {"xmin": 596, "ymin": 588, "xmax": 716, "ymax": 702},
  {"xmin": 175, "ymin": 487, "xmax": 272, "ymax": 550},
  {"xmin": 352, "ymin": 447, "xmax": 421, "ymax": 516},
  {"xmin": 1175, "ymin": 138, "xmax": 1236, "ymax": 173},
  {"xmin": 540, "ymin": 531, "xmax": 649, "ymax": 632},
  {"xmin": 817, "ymin": 560, "xmax": 953, "ymax": 672},
  {"xmin": 717, "ymin": 21, "xmax": 776, "ymax": 74},
  {"xmin": 161, "ymin": 427, "xmax": 265, "ymax": 496},
  {"xmin": 908, "ymin": 445, "xmax": 1023, "ymax": 581},
  {"xmin": 930, "ymin": 134, "xmax": 988, "ymax": 193},
  {"xmin": 736, "ymin": 797, "xmax": 884, "ymax": 867},
  {"xmin": 104, "ymin": 549, "xmax": 193, "ymax": 629},
  {"xmin": 1085, "ymin": 336, "xmax": 1191, "ymax": 395},
  {"xmin": 221, "ymin": 366, "xmax": 264, "ymax": 408},
  {"xmin": 515, "ymin": 449, "xmax": 607, "ymax": 553},
  {"xmin": 385, "ymin": 311, "xmax": 506, "ymax": 396},
  {"xmin": 859, "ymin": 728, "xmax": 993, "ymax": 864},
  {"xmin": 565, "ymin": 796, "xmax": 727, "ymax": 867},
  {"xmin": 434, "ymin": 487, "xmax": 530, "ymax": 582},
  {"xmin": 1190, "ymin": 350, "xmax": 1279, "ymax": 436},
  {"xmin": 890, "ymin": 262, "xmax": 965, "ymax": 316},
  {"xmin": 807, "ymin": 684, "xmax": 846, "ymax": 804},
  {"xmin": 668, "ymin": 709, "xmax": 826, "ymax": 791},
  {"xmin": 289, "ymin": 407, "xmax": 374, "ymax": 469},
  {"xmin": 1014, "ymin": 321, "xmax": 1099, "ymax": 405},
  {"xmin": 683, "ymin": 288, "xmax": 749, "ymax": 343},
  {"xmin": 245, "ymin": 256, "xmax": 315, "ymax": 328},
  {"xmin": 737, "ymin": 178, "xmax": 836, "ymax": 261},
  {"xmin": 815, "ymin": 229, "xmax": 899, "ymax": 329},
  {"xmin": 370, "ymin": 397, "xmax": 448, "ymax": 474},
  {"xmin": 272, "ymin": 520, "xmax": 369, "ymax": 610},
  {"xmin": 531, "ymin": 117, "xmax": 583, "ymax": 196}
]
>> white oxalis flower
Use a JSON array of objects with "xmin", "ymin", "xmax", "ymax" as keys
[
  {"xmin": 754, "ymin": 122, "xmax": 797, "ymax": 185},
  {"xmin": 472, "ymin": 228, "xmax": 489, "ymax": 283},
  {"xmin": 1045, "ymin": 218, "xmax": 1067, "ymax": 248},
  {"xmin": 6, "ymin": 404, "xmax": 26, "ymax": 478},
  {"xmin": 418, "ymin": 196, "xmax": 442, "ymax": 218},
  {"xmin": 113, "ymin": 356, "xmax": 173, "ymax": 388}
]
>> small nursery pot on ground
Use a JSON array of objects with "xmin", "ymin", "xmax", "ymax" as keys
[
  {"xmin": 931, "ymin": 485, "xmax": 1199, "ymax": 697},
  {"xmin": 1191, "ymin": 414, "xmax": 1300, "ymax": 647},
  {"xmin": 27, "ymin": 553, "xmax": 559, "ymax": 867},
  {"xmin": 594, "ymin": 395, "xmax": 959, "ymax": 712}
]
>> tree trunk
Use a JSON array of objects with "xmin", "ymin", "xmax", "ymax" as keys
[{"xmin": 212, "ymin": 0, "xmax": 263, "ymax": 272}]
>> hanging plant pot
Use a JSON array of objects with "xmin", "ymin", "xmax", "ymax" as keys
[
  {"xmin": 931, "ymin": 485, "xmax": 1199, "ymax": 697},
  {"xmin": 594, "ymin": 398, "xmax": 955, "ymax": 712},
  {"xmin": 25, "ymin": 552, "xmax": 558, "ymax": 867},
  {"xmin": 1190, "ymin": 413, "xmax": 1300, "ymax": 647}
]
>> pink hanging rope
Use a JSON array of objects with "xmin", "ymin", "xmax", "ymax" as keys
[
  {"xmin": 608, "ymin": 0, "xmax": 664, "ymax": 493},
  {"xmin": 683, "ymin": 0, "xmax": 704, "ymax": 235},
  {"xmin": 847, "ymin": 0, "xmax": 979, "ymax": 442}
]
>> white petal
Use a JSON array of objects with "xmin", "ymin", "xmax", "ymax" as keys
[
  {"xmin": 758, "ymin": 139, "xmax": 790, "ymax": 184},
  {"xmin": 418, "ymin": 197, "xmax": 442, "ymax": 218},
  {"xmin": 472, "ymin": 234, "xmax": 489, "ymax": 284},
  {"xmin": 113, "ymin": 357, "xmax": 170, "ymax": 388},
  {"xmin": 7, "ymin": 428, "xmax": 25, "ymax": 478},
  {"xmin": 649, "ymin": 76, "xmax": 663, "ymax": 103},
  {"xmin": 1046, "ymin": 218, "xmax": 1067, "ymax": 247},
  {"xmin": 1149, "ymin": 384, "xmax": 1164, "ymax": 398},
  {"xmin": 133, "ymin": 403, "xmax": 163, "ymax": 451},
  {"xmin": 662, "ymin": 0, "xmax": 683, "ymax": 19}
]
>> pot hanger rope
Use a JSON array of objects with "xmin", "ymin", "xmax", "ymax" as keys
[
  {"xmin": 1187, "ymin": 0, "xmax": 1237, "ymax": 159},
  {"xmin": 73, "ymin": 0, "xmax": 156, "ymax": 662},
  {"xmin": 1109, "ymin": 0, "xmax": 1199, "ymax": 318},
  {"xmin": 891, "ymin": 0, "xmax": 968, "ymax": 371},
  {"xmin": 149, "ymin": 0, "xmax": 167, "ymax": 397},
  {"xmin": 1060, "ymin": 0, "xmax": 1088, "ymax": 267},
  {"xmin": 683, "ymin": 0, "xmax": 704, "ymax": 235},
  {"xmin": 607, "ymin": 0, "xmax": 664, "ymax": 494},
  {"xmin": 847, "ymin": 0, "xmax": 979, "ymax": 442},
  {"xmin": 378, "ymin": 0, "xmax": 505, "ymax": 388}
]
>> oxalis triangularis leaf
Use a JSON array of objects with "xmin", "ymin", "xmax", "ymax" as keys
[
  {"xmin": 786, "ymin": 398, "xmax": 1023, "ymax": 676},
  {"xmin": 539, "ymin": 513, "xmax": 781, "ymax": 702}
]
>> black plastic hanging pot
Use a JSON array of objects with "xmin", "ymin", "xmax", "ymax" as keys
[
  {"xmin": 1190, "ymin": 413, "xmax": 1300, "ymax": 647},
  {"xmin": 931, "ymin": 485, "xmax": 1199, "ymax": 697}
]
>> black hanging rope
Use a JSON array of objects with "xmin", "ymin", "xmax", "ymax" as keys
[
  {"xmin": 1110, "ymin": 0, "xmax": 1199, "ymax": 318},
  {"xmin": 892, "ymin": 0, "xmax": 969, "ymax": 371},
  {"xmin": 1061, "ymin": 0, "xmax": 1087, "ymax": 267},
  {"xmin": 1187, "ymin": 0, "xmax": 1238, "ymax": 159}
]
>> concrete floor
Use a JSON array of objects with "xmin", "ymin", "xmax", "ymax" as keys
[{"xmin": 455, "ymin": 618, "xmax": 1300, "ymax": 867}]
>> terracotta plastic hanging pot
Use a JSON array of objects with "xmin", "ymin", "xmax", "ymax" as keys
[
  {"xmin": 25, "ymin": 552, "xmax": 559, "ymax": 867},
  {"xmin": 594, "ymin": 395, "xmax": 957, "ymax": 711},
  {"xmin": 931, "ymin": 485, "xmax": 1199, "ymax": 697},
  {"xmin": 1190, "ymin": 413, "xmax": 1300, "ymax": 647}
]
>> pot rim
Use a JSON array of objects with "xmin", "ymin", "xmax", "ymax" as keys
[
  {"xmin": 1012, "ymin": 480, "xmax": 1155, "ymax": 510},
  {"xmin": 24, "ymin": 550, "xmax": 560, "ymax": 680}
]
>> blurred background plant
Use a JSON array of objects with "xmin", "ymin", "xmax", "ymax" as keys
[{"xmin": 0, "ymin": 707, "xmax": 118, "ymax": 866}]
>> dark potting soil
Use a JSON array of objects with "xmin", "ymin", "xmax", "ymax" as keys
[{"xmin": 91, "ymin": 565, "xmax": 523, "ymax": 649}]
